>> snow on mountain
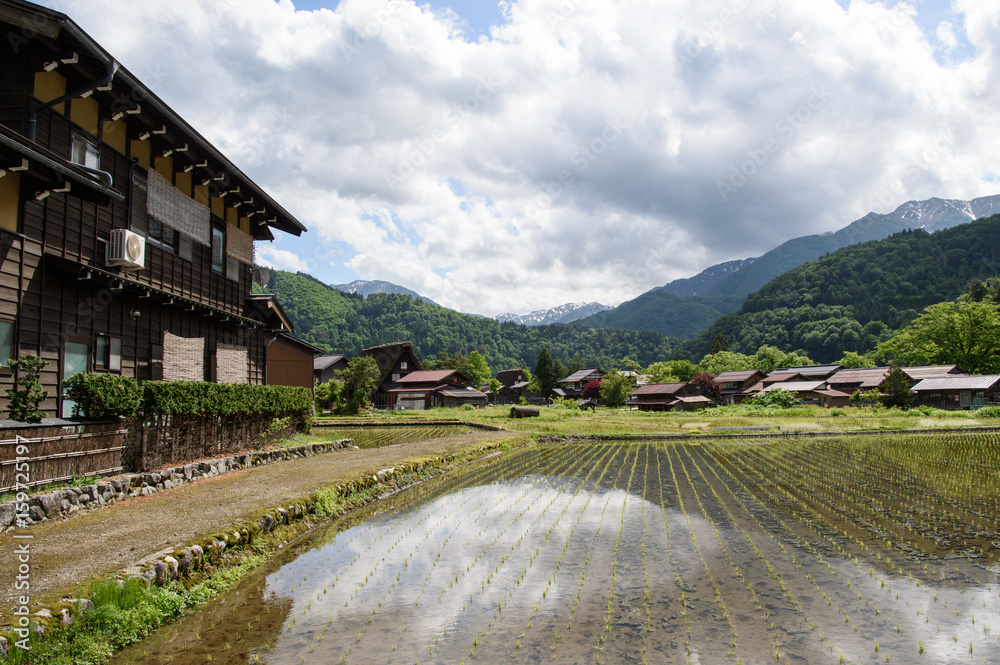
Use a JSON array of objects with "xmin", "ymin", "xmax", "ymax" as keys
[
  {"xmin": 496, "ymin": 302, "xmax": 612, "ymax": 327},
  {"xmin": 330, "ymin": 280, "xmax": 439, "ymax": 306}
]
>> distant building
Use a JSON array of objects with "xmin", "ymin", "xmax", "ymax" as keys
[
  {"xmin": 557, "ymin": 369, "xmax": 606, "ymax": 397},
  {"xmin": 360, "ymin": 341, "xmax": 422, "ymax": 409},
  {"xmin": 910, "ymin": 375, "xmax": 1000, "ymax": 410},
  {"xmin": 714, "ymin": 370, "xmax": 766, "ymax": 405},
  {"xmin": 313, "ymin": 354, "xmax": 349, "ymax": 385},
  {"xmin": 495, "ymin": 369, "xmax": 531, "ymax": 404},
  {"xmin": 388, "ymin": 369, "xmax": 487, "ymax": 410},
  {"xmin": 627, "ymin": 382, "xmax": 709, "ymax": 412}
]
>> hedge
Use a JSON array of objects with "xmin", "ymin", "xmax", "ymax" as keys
[{"xmin": 64, "ymin": 375, "xmax": 311, "ymax": 420}]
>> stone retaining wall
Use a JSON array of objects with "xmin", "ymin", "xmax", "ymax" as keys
[{"xmin": 0, "ymin": 439, "xmax": 356, "ymax": 530}]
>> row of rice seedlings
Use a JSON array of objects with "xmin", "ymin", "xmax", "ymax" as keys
[
  {"xmin": 640, "ymin": 447, "xmax": 652, "ymax": 664},
  {"xmin": 594, "ymin": 443, "xmax": 641, "ymax": 664},
  {"xmin": 701, "ymin": 442, "xmax": 966, "ymax": 661},
  {"xmin": 681, "ymin": 443, "xmax": 851, "ymax": 661},
  {"xmin": 662, "ymin": 444, "xmax": 745, "ymax": 663},
  {"xmin": 528, "ymin": 445, "xmax": 631, "ymax": 662},
  {"xmin": 459, "ymin": 443, "xmax": 620, "ymax": 661},
  {"xmin": 652, "ymin": 447, "xmax": 694, "ymax": 660},
  {"xmin": 402, "ymin": 444, "xmax": 597, "ymax": 662}
]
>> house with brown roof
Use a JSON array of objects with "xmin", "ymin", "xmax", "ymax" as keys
[
  {"xmin": 715, "ymin": 370, "xmax": 766, "ymax": 405},
  {"xmin": 557, "ymin": 368, "xmax": 607, "ymax": 397},
  {"xmin": 627, "ymin": 382, "xmax": 710, "ymax": 411},
  {"xmin": 758, "ymin": 380, "xmax": 830, "ymax": 405},
  {"xmin": 910, "ymin": 375, "xmax": 1000, "ymax": 410},
  {"xmin": 360, "ymin": 341, "xmax": 422, "ymax": 409},
  {"xmin": 902, "ymin": 365, "xmax": 966, "ymax": 383},
  {"xmin": 387, "ymin": 369, "xmax": 486, "ymax": 410},
  {"xmin": 495, "ymin": 369, "xmax": 531, "ymax": 404},
  {"xmin": 313, "ymin": 354, "xmax": 349, "ymax": 385}
]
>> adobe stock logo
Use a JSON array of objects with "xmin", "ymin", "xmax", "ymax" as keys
[{"xmin": 717, "ymin": 85, "xmax": 833, "ymax": 202}]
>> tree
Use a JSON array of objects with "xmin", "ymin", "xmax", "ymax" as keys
[
  {"xmin": 752, "ymin": 345, "xmax": 814, "ymax": 374},
  {"xmin": 748, "ymin": 388, "xmax": 800, "ymax": 408},
  {"xmin": 533, "ymin": 347, "xmax": 558, "ymax": 395},
  {"xmin": 879, "ymin": 366, "xmax": 914, "ymax": 409},
  {"xmin": 488, "ymin": 378, "xmax": 502, "ymax": 398},
  {"xmin": 876, "ymin": 300, "xmax": 1000, "ymax": 374},
  {"xmin": 710, "ymin": 333, "xmax": 730, "ymax": 354},
  {"xmin": 690, "ymin": 373, "xmax": 722, "ymax": 404},
  {"xmin": 837, "ymin": 351, "xmax": 876, "ymax": 369},
  {"xmin": 599, "ymin": 371, "xmax": 633, "ymax": 407},
  {"xmin": 464, "ymin": 351, "xmax": 492, "ymax": 388},
  {"xmin": 644, "ymin": 362, "xmax": 680, "ymax": 385},
  {"xmin": 582, "ymin": 380, "xmax": 602, "ymax": 399},
  {"xmin": 6, "ymin": 354, "xmax": 49, "ymax": 422},
  {"xmin": 339, "ymin": 356, "xmax": 381, "ymax": 414},
  {"xmin": 699, "ymin": 351, "xmax": 754, "ymax": 375}
]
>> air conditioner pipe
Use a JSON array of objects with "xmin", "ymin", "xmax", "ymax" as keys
[{"xmin": 28, "ymin": 59, "xmax": 120, "ymax": 142}]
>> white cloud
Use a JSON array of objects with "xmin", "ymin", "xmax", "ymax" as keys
[
  {"xmin": 255, "ymin": 246, "xmax": 311, "ymax": 273},
  {"xmin": 43, "ymin": 0, "xmax": 1000, "ymax": 315}
]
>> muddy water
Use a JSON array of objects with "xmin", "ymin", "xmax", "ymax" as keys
[{"xmin": 112, "ymin": 442, "xmax": 1000, "ymax": 665}]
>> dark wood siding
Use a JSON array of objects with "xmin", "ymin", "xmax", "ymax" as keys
[{"xmin": 266, "ymin": 336, "xmax": 314, "ymax": 389}]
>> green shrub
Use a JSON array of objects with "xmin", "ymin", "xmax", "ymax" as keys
[
  {"xmin": 829, "ymin": 408, "xmax": 847, "ymax": 417},
  {"xmin": 64, "ymin": 373, "xmax": 141, "ymax": 418},
  {"xmin": 747, "ymin": 388, "xmax": 800, "ymax": 409},
  {"xmin": 5, "ymin": 354, "xmax": 49, "ymax": 422},
  {"xmin": 974, "ymin": 405, "xmax": 1000, "ymax": 417}
]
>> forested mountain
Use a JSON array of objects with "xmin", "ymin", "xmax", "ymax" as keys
[
  {"xmin": 263, "ymin": 270, "xmax": 679, "ymax": 371},
  {"xmin": 330, "ymin": 279, "xmax": 439, "ymax": 306},
  {"xmin": 575, "ymin": 290, "xmax": 743, "ymax": 339},
  {"xmin": 577, "ymin": 195, "xmax": 1000, "ymax": 338},
  {"xmin": 681, "ymin": 215, "xmax": 1000, "ymax": 362},
  {"xmin": 496, "ymin": 302, "xmax": 612, "ymax": 326}
]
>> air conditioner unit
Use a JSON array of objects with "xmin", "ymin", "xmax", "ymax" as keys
[{"xmin": 106, "ymin": 229, "xmax": 145, "ymax": 270}]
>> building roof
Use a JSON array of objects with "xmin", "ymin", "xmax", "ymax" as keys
[
  {"xmin": 675, "ymin": 395, "xmax": 712, "ymax": 403},
  {"xmin": 910, "ymin": 375, "xmax": 1000, "ymax": 392},
  {"xmin": 630, "ymin": 382, "xmax": 689, "ymax": 396},
  {"xmin": 762, "ymin": 372, "xmax": 804, "ymax": 385},
  {"xmin": 816, "ymin": 389, "xmax": 852, "ymax": 398},
  {"xmin": 266, "ymin": 333, "xmax": 324, "ymax": 355},
  {"xmin": 715, "ymin": 370, "xmax": 765, "ymax": 383},
  {"xmin": 902, "ymin": 365, "xmax": 965, "ymax": 380},
  {"xmin": 0, "ymin": 0, "xmax": 306, "ymax": 238},
  {"xmin": 827, "ymin": 367, "xmax": 891, "ymax": 388},
  {"xmin": 510, "ymin": 381, "xmax": 530, "ymax": 390},
  {"xmin": 313, "ymin": 355, "xmax": 347, "ymax": 371},
  {"xmin": 246, "ymin": 294, "xmax": 295, "ymax": 332},
  {"xmin": 360, "ymin": 341, "xmax": 422, "ymax": 385},
  {"xmin": 771, "ymin": 365, "xmax": 842, "ymax": 379},
  {"xmin": 559, "ymin": 369, "xmax": 605, "ymax": 384},
  {"xmin": 496, "ymin": 369, "xmax": 527, "ymax": 386},
  {"xmin": 760, "ymin": 380, "xmax": 827, "ymax": 393},
  {"xmin": 438, "ymin": 387, "xmax": 487, "ymax": 399},
  {"xmin": 396, "ymin": 369, "xmax": 463, "ymax": 384}
]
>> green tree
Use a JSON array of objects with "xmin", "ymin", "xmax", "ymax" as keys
[
  {"xmin": 464, "ymin": 351, "xmax": 492, "ymax": 388},
  {"xmin": 6, "ymin": 354, "xmax": 50, "ymax": 422},
  {"xmin": 599, "ymin": 371, "xmax": 634, "ymax": 408},
  {"xmin": 488, "ymin": 378, "xmax": 502, "ymax": 397},
  {"xmin": 837, "ymin": 351, "xmax": 876, "ymax": 369},
  {"xmin": 710, "ymin": 333, "xmax": 730, "ymax": 354},
  {"xmin": 644, "ymin": 362, "xmax": 680, "ymax": 384},
  {"xmin": 748, "ymin": 387, "xmax": 800, "ymax": 408},
  {"xmin": 339, "ymin": 356, "xmax": 381, "ymax": 414},
  {"xmin": 752, "ymin": 345, "xmax": 814, "ymax": 374},
  {"xmin": 876, "ymin": 300, "xmax": 1000, "ymax": 374},
  {"xmin": 879, "ymin": 367, "xmax": 914, "ymax": 409},
  {"xmin": 533, "ymin": 347, "xmax": 558, "ymax": 395},
  {"xmin": 699, "ymin": 351, "xmax": 754, "ymax": 375}
]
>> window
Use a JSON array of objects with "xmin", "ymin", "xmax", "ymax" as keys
[
  {"xmin": 71, "ymin": 133, "xmax": 100, "ymax": 169},
  {"xmin": 147, "ymin": 216, "xmax": 177, "ymax": 252},
  {"xmin": 94, "ymin": 334, "xmax": 122, "ymax": 372},
  {"xmin": 61, "ymin": 339, "xmax": 90, "ymax": 418},
  {"xmin": 211, "ymin": 224, "xmax": 225, "ymax": 274},
  {"xmin": 0, "ymin": 319, "xmax": 13, "ymax": 368},
  {"xmin": 400, "ymin": 361, "xmax": 408, "ymax": 370}
]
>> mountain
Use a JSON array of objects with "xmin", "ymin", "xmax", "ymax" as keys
[
  {"xmin": 703, "ymin": 195, "xmax": 1000, "ymax": 300},
  {"xmin": 659, "ymin": 258, "xmax": 757, "ymax": 297},
  {"xmin": 331, "ymin": 279, "xmax": 439, "ymax": 306},
  {"xmin": 265, "ymin": 271, "xmax": 680, "ymax": 370},
  {"xmin": 681, "ymin": 214, "xmax": 1000, "ymax": 363},
  {"xmin": 575, "ymin": 291, "xmax": 743, "ymax": 339},
  {"xmin": 496, "ymin": 302, "xmax": 612, "ymax": 326},
  {"xmin": 575, "ymin": 194, "xmax": 1000, "ymax": 339}
]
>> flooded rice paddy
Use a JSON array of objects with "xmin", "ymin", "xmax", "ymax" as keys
[{"xmin": 114, "ymin": 434, "xmax": 1000, "ymax": 665}]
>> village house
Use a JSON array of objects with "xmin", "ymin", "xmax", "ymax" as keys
[
  {"xmin": 0, "ymin": 0, "xmax": 309, "ymax": 417},
  {"xmin": 910, "ymin": 375, "xmax": 1000, "ymax": 410},
  {"xmin": 360, "ymin": 341, "xmax": 422, "ymax": 409},
  {"xmin": 494, "ymin": 368, "xmax": 531, "ymax": 404},
  {"xmin": 556, "ymin": 368, "xmax": 606, "ymax": 398},
  {"xmin": 714, "ymin": 369, "xmax": 766, "ymax": 405},
  {"xmin": 627, "ymin": 382, "xmax": 710, "ymax": 412},
  {"xmin": 387, "ymin": 369, "xmax": 486, "ymax": 410},
  {"xmin": 313, "ymin": 354, "xmax": 349, "ymax": 385}
]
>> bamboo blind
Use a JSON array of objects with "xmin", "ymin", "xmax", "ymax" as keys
[{"xmin": 146, "ymin": 170, "xmax": 211, "ymax": 245}]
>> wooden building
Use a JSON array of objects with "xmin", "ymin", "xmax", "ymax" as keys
[
  {"xmin": 360, "ymin": 341, "xmax": 422, "ymax": 409},
  {"xmin": 495, "ymin": 368, "xmax": 531, "ymax": 404},
  {"xmin": 0, "ymin": 0, "xmax": 306, "ymax": 417},
  {"xmin": 714, "ymin": 369, "xmax": 766, "ymax": 405},
  {"xmin": 386, "ymin": 369, "xmax": 486, "ymax": 410},
  {"xmin": 910, "ymin": 375, "xmax": 1000, "ymax": 410},
  {"xmin": 556, "ymin": 368, "xmax": 606, "ymax": 397},
  {"xmin": 314, "ymin": 354, "xmax": 349, "ymax": 385},
  {"xmin": 627, "ymin": 382, "xmax": 708, "ymax": 412}
]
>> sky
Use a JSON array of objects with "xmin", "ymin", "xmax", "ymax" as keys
[{"xmin": 37, "ymin": 0, "xmax": 1000, "ymax": 316}]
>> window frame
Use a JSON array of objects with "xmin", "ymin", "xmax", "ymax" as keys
[
  {"xmin": 211, "ymin": 223, "xmax": 226, "ymax": 274},
  {"xmin": 70, "ymin": 132, "xmax": 100, "ymax": 170}
]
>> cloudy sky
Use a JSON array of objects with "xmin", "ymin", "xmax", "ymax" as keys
[{"xmin": 41, "ymin": 0, "xmax": 1000, "ymax": 315}]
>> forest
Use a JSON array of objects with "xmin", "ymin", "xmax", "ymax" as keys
[{"xmin": 263, "ymin": 270, "xmax": 680, "ymax": 371}]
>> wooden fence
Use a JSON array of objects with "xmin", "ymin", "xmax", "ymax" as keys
[{"xmin": 0, "ymin": 421, "xmax": 126, "ymax": 492}]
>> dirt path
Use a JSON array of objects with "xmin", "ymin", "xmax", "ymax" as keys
[{"xmin": 0, "ymin": 430, "xmax": 519, "ymax": 617}]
